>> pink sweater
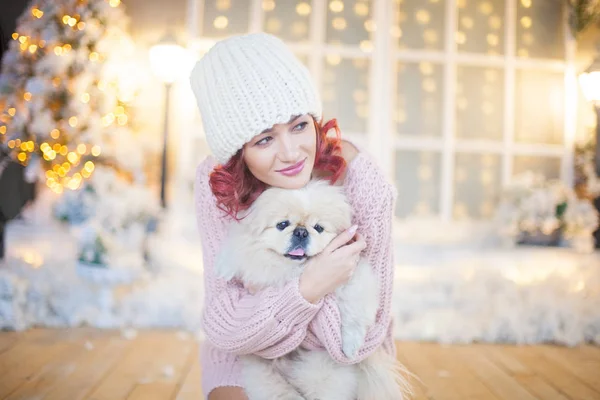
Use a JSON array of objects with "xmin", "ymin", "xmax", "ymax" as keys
[{"xmin": 194, "ymin": 149, "xmax": 398, "ymax": 398}]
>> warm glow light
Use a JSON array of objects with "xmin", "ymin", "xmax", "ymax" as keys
[
  {"xmin": 77, "ymin": 144, "xmax": 87, "ymax": 154},
  {"xmin": 110, "ymin": 0, "xmax": 121, "ymax": 6},
  {"xmin": 89, "ymin": 52, "xmax": 99, "ymax": 61},
  {"xmin": 329, "ymin": 0, "xmax": 344, "ymax": 13},
  {"xmin": 579, "ymin": 70, "xmax": 600, "ymax": 102},
  {"xmin": 81, "ymin": 93, "xmax": 90, "ymax": 103},
  {"xmin": 332, "ymin": 17, "xmax": 347, "ymax": 30},
  {"xmin": 296, "ymin": 2, "xmax": 311, "ymax": 16},
  {"xmin": 354, "ymin": 3, "xmax": 368, "ymax": 16},
  {"xmin": 77, "ymin": 22, "xmax": 86, "ymax": 30},
  {"xmin": 50, "ymin": 129, "xmax": 60, "ymax": 139},
  {"xmin": 69, "ymin": 116, "xmax": 78, "ymax": 127},
  {"xmin": 18, "ymin": 152, "xmax": 27, "ymax": 162},
  {"xmin": 54, "ymin": 46, "xmax": 63, "ymax": 56},
  {"xmin": 28, "ymin": 45, "xmax": 37, "ymax": 53},
  {"xmin": 213, "ymin": 16, "xmax": 228, "ymax": 29},
  {"xmin": 8, "ymin": 108, "xmax": 16, "ymax": 116},
  {"xmin": 149, "ymin": 40, "xmax": 189, "ymax": 84},
  {"xmin": 262, "ymin": 0, "xmax": 275, "ymax": 11},
  {"xmin": 12, "ymin": 33, "xmax": 18, "ymax": 40},
  {"xmin": 91, "ymin": 145, "xmax": 101, "ymax": 156},
  {"xmin": 23, "ymin": 92, "xmax": 32, "ymax": 101},
  {"xmin": 0, "ymin": 126, "xmax": 5, "ymax": 134}
]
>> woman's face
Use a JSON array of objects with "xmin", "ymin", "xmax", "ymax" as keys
[{"xmin": 242, "ymin": 114, "xmax": 316, "ymax": 189}]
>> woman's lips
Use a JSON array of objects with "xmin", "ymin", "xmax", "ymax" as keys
[{"xmin": 277, "ymin": 159, "xmax": 305, "ymax": 176}]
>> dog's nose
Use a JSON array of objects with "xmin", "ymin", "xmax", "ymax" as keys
[{"xmin": 293, "ymin": 227, "xmax": 308, "ymax": 238}]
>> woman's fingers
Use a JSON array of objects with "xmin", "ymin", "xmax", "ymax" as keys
[{"xmin": 324, "ymin": 224, "xmax": 358, "ymax": 253}]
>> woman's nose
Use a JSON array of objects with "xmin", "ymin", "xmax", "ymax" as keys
[{"xmin": 278, "ymin": 133, "xmax": 300, "ymax": 162}]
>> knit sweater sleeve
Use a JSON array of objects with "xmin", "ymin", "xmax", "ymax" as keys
[
  {"xmin": 195, "ymin": 157, "xmax": 323, "ymax": 358},
  {"xmin": 304, "ymin": 154, "xmax": 397, "ymax": 365}
]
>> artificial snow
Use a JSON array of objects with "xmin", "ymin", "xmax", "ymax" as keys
[{"xmin": 1, "ymin": 213, "xmax": 599, "ymax": 347}]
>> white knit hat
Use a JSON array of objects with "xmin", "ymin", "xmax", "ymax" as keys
[{"xmin": 189, "ymin": 32, "xmax": 322, "ymax": 164}]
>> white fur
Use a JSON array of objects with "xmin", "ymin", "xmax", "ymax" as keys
[{"xmin": 215, "ymin": 180, "xmax": 410, "ymax": 399}]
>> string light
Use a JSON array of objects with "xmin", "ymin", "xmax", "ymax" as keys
[
  {"xmin": 332, "ymin": 17, "xmax": 347, "ymax": 30},
  {"xmin": 91, "ymin": 145, "xmax": 101, "ymax": 156},
  {"xmin": 109, "ymin": 0, "xmax": 121, "ymax": 7},
  {"xmin": 213, "ymin": 16, "xmax": 228, "ymax": 29},
  {"xmin": 296, "ymin": 2, "xmax": 311, "ymax": 16},
  {"xmin": 329, "ymin": 0, "xmax": 344, "ymax": 13},
  {"xmin": 262, "ymin": 0, "xmax": 275, "ymax": 11},
  {"xmin": 67, "ymin": 152, "xmax": 78, "ymax": 164},
  {"xmin": 0, "ymin": 126, "xmax": 6, "ymax": 134},
  {"xmin": 23, "ymin": 92, "xmax": 32, "ymax": 101},
  {"xmin": 8, "ymin": 108, "xmax": 16, "ymax": 116},
  {"xmin": 354, "ymin": 3, "xmax": 368, "ymax": 17}
]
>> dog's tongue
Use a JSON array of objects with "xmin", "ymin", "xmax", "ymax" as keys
[{"xmin": 288, "ymin": 247, "xmax": 305, "ymax": 256}]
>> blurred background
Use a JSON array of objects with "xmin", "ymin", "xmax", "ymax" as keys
[{"xmin": 0, "ymin": 0, "xmax": 599, "ymax": 346}]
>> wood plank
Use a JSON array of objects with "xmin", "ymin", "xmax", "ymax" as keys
[
  {"xmin": 424, "ymin": 344, "xmax": 502, "ymax": 400},
  {"xmin": 0, "ymin": 329, "xmax": 84, "ymax": 398},
  {"xmin": 88, "ymin": 330, "xmax": 194, "ymax": 400},
  {"xmin": 453, "ymin": 345, "xmax": 538, "ymax": 400},
  {"xmin": 43, "ymin": 333, "xmax": 133, "ymax": 400},
  {"xmin": 535, "ymin": 345, "xmax": 600, "ymax": 395},
  {"xmin": 0, "ymin": 329, "xmax": 54, "ymax": 373},
  {"xmin": 481, "ymin": 345, "xmax": 569, "ymax": 400},
  {"xmin": 3, "ymin": 329, "xmax": 113, "ymax": 400},
  {"xmin": 127, "ymin": 383, "xmax": 178, "ymax": 400},
  {"xmin": 576, "ymin": 345, "xmax": 600, "ymax": 362},
  {"xmin": 395, "ymin": 342, "xmax": 429, "ymax": 400},
  {"xmin": 0, "ymin": 332, "xmax": 19, "ymax": 355},
  {"xmin": 175, "ymin": 343, "xmax": 203, "ymax": 400},
  {"xmin": 504, "ymin": 345, "xmax": 600, "ymax": 400},
  {"xmin": 397, "ymin": 342, "xmax": 462, "ymax": 400}
]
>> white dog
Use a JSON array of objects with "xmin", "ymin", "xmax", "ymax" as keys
[{"xmin": 215, "ymin": 180, "xmax": 410, "ymax": 400}]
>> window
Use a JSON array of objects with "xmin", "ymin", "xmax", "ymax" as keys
[{"xmin": 183, "ymin": 0, "xmax": 576, "ymax": 221}]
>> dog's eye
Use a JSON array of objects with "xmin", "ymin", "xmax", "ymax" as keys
[
  {"xmin": 276, "ymin": 221, "xmax": 290, "ymax": 231},
  {"xmin": 314, "ymin": 224, "xmax": 324, "ymax": 233}
]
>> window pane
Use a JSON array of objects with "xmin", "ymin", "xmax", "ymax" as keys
[
  {"xmin": 456, "ymin": 67, "xmax": 504, "ymax": 140},
  {"xmin": 202, "ymin": 0, "xmax": 250, "ymax": 37},
  {"xmin": 322, "ymin": 57, "xmax": 370, "ymax": 133},
  {"xmin": 513, "ymin": 156, "xmax": 561, "ymax": 179},
  {"xmin": 395, "ymin": 62, "xmax": 444, "ymax": 137},
  {"xmin": 394, "ymin": 0, "xmax": 445, "ymax": 50},
  {"xmin": 516, "ymin": 0, "xmax": 564, "ymax": 59},
  {"xmin": 457, "ymin": 0, "xmax": 505, "ymax": 55},
  {"xmin": 263, "ymin": 0, "xmax": 311, "ymax": 42},
  {"xmin": 325, "ymin": 0, "xmax": 373, "ymax": 47},
  {"xmin": 515, "ymin": 70, "xmax": 564, "ymax": 144},
  {"xmin": 394, "ymin": 151, "xmax": 441, "ymax": 218},
  {"xmin": 454, "ymin": 153, "xmax": 502, "ymax": 219}
]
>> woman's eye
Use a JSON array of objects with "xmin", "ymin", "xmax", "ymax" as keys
[
  {"xmin": 276, "ymin": 221, "xmax": 290, "ymax": 231},
  {"xmin": 256, "ymin": 136, "xmax": 273, "ymax": 146},
  {"xmin": 294, "ymin": 122, "xmax": 308, "ymax": 131},
  {"xmin": 314, "ymin": 224, "xmax": 324, "ymax": 233}
]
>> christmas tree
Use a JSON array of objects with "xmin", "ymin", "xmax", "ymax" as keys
[
  {"xmin": 0, "ymin": 0, "xmax": 160, "ymax": 273},
  {"xmin": 0, "ymin": 0, "xmax": 143, "ymax": 193}
]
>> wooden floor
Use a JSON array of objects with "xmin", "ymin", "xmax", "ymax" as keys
[{"xmin": 0, "ymin": 329, "xmax": 599, "ymax": 400}]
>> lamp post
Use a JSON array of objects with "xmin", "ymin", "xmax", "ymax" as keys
[
  {"xmin": 579, "ymin": 52, "xmax": 600, "ymax": 248},
  {"xmin": 149, "ymin": 32, "xmax": 187, "ymax": 209}
]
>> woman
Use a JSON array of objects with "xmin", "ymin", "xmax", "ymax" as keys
[{"xmin": 190, "ymin": 33, "xmax": 398, "ymax": 400}]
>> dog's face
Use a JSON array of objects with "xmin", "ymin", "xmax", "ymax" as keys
[{"xmin": 239, "ymin": 180, "xmax": 353, "ymax": 262}]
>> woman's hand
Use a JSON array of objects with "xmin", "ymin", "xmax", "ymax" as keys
[{"xmin": 298, "ymin": 225, "xmax": 367, "ymax": 304}]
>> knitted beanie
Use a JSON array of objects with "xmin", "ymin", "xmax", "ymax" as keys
[{"xmin": 189, "ymin": 32, "xmax": 322, "ymax": 164}]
